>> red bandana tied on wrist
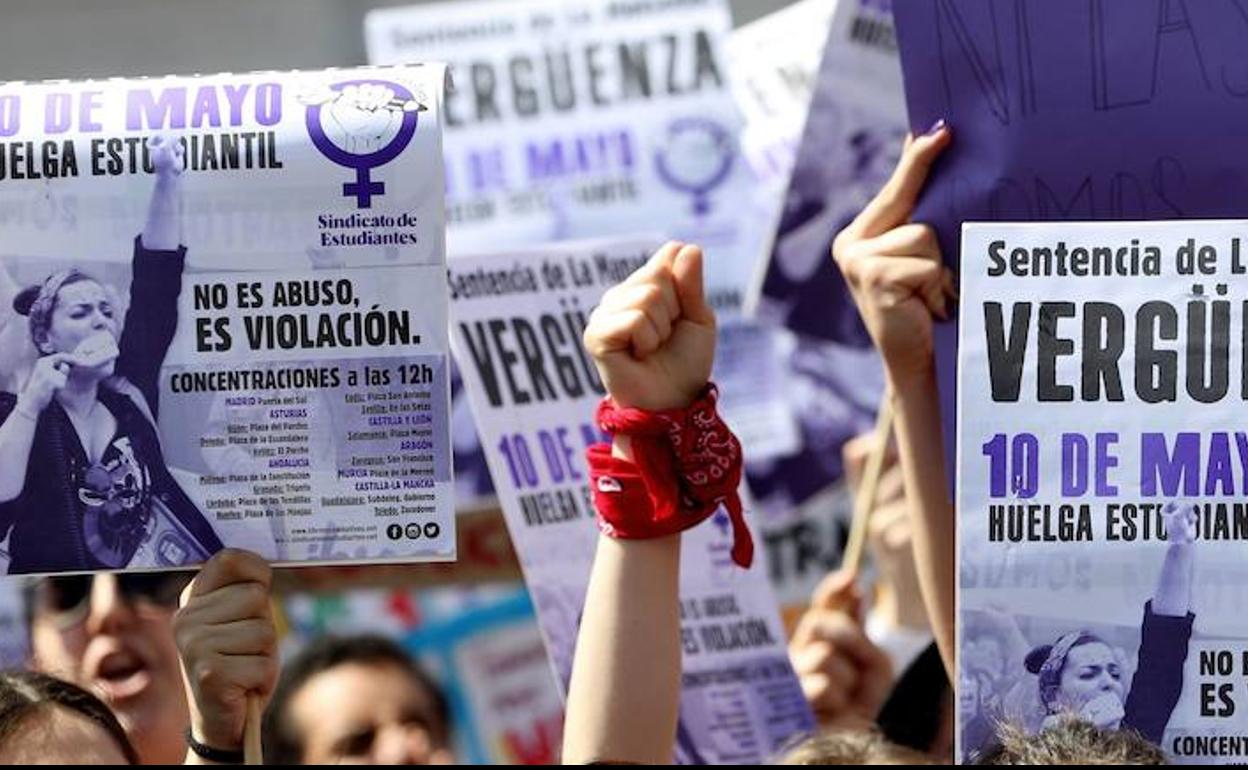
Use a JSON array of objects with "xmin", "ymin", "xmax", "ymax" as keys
[{"xmin": 586, "ymin": 383, "xmax": 753, "ymax": 568}]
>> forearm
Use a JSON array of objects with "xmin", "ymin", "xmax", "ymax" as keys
[
  {"xmin": 563, "ymin": 533, "xmax": 682, "ymax": 764},
  {"xmin": 0, "ymin": 408, "xmax": 37, "ymax": 502},
  {"xmin": 142, "ymin": 173, "xmax": 182, "ymax": 251},
  {"xmin": 888, "ymin": 363, "xmax": 955, "ymax": 679},
  {"xmin": 563, "ymin": 433, "xmax": 683, "ymax": 764},
  {"xmin": 1151, "ymin": 543, "xmax": 1194, "ymax": 617}
]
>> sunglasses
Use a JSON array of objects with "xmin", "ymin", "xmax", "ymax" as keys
[{"xmin": 33, "ymin": 572, "xmax": 193, "ymax": 625}]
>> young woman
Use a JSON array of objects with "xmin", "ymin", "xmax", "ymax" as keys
[
  {"xmin": 0, "ymin": 136, "xmax": 222, "ymax": 573},
  {"xmin": 1025, "ymin": 503, "xmax": 1195, "ymax": 745}
]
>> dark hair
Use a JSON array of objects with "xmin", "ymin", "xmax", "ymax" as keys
[
  {"xmin": 975, "ymin": 719, "xmax": 1166, "ymax": 765},
  {"xmin": 877, "ymin": 641, "xmax": 950, "ymax": 753},
  {"xmin": 12, "ymin": 285, "xmax": 40, "ymax": 317},
  {"xmin": 0, "ymin": 670, "xmax": 138, "ymax": 763},
  {"xmin": 1024, "ymin": 632, "xmax": 1107, "ymax": 710},
  {"xmin": 1023, "ymin": 633, "xmax": 1106, "ymax": 675},
  {"xmin": 262, "ymin": 634, "xmax": 449, "ymax": 764},
  {"xmin": 12, "ymin": 269, "xmax": 101, "ymax": 352}
]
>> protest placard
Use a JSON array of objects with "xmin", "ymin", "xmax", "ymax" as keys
[
  {"xmin": 367, "ymin": 0, "xmax": 800, "ymax": 498},
  {"xmin": 449, "ymin": 236, "xmax": 815, "ymax": 763},
  {"xmin": 959, "ymin": 219, "xmax": 1248, "ymax": 764},
  {"xmin": 0, "ymin": 65, "xmax": 454, "ymax": 574}
]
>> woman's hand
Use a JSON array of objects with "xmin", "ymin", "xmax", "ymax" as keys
[
  {"xmin": 175, "ymin": 550, "xmax": 278, "ymax": 759},
  {"xmin": 148, "ymin": 135, "xmax": 184, "ymax": 179},
  {"xmin": 582, "ymin": 242, "xmax": 715, "ymax": 411},
  {"xmin": 16, "ymin": 353, "xmax": 77, "ymax": 415},
  {"xmin": 832, "ymin": 125, "xmax": 953, "ymax": 380},
  {"xmin": 1163, "ymin": 501, "xmax": 1197, "ymax": 546}
]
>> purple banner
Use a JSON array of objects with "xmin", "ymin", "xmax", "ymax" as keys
[{"xmin": 894, "ymin": 0, "xmax": 1248, "ymax": 488}]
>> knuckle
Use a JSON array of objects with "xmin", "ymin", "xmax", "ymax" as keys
[
  {"xmin": 860, "ymin": 260, "xmax": 888, "ymax": 291},
  {"xmin": 242, "ymin": 583, "xmax": 269, "ymax": 612},
  {"xmin": 831, "ymin": 231, "xmax": 853, "ymax": 264}
]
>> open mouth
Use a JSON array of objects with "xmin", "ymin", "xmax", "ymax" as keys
[{"xmin": 93, "ymin": 649, "xmax": 152, "ymax": 701}]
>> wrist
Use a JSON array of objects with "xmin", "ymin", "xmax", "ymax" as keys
[
  {"xmin": 611, "ymin": 435, "xmax": 634, "ymax": 462},
  {"xmin": 185, "ymin": 724, "xmax": 244, "ymax": 765},
  {"xmin": 885, "ymin": 359, "xmax": 937, "ymax": 396},
  {"xmin": 610, "ymin": 381, "xmax": 707, "ymax": 413},
  {"xmin": 190, "ymin": 708, "xmax": 242, "ymax": 752},
  {"xmin": 13, "ymin": 395, "xmax": 42, "ymax": 421},
  {"xmin": 590, "ymin": 384, "xmax": 754, "ymax": 568}
]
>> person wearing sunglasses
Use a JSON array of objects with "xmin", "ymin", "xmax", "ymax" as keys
[{"xmin": 26, "ymin": 549, "xmax": 278, "ymax": 764}]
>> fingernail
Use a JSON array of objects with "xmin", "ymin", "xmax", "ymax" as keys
[{"xmin": 924, "ymin": 118, "xmax": 947, "ymax": 137}]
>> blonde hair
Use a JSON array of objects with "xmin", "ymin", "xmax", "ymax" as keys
[
  {"xmin": 778, "ymin": 729, "xmax": 932, "ymax": 765},
  {"xmin": 976, "ymin": 719, "xmax": 1166, "ymax": 765}
]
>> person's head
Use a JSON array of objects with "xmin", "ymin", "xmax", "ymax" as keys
[
  {"xmin": 15, "ymin": 269, "xmax": 118, "ymax": 377},
  {"xmin": 264, "ymin": 634, "xmax": 452, "ymax": 764},
  {"xmin": 975, "ymin": 719, "xmax": 1166, "ymax": 765},
  {"xmin": 778, "ymin": 728, "xmax": 933, "ymax": 765},
  {"xmin": 26, "ymin": 571, "xmax": 193, "ymax": 764},
  {"xmin": 959, "ymin": 668, "xmax": 987, "ymax": 720},
  {"xmin": 1026, "ymin": 632, "xmax": 1125, "ymax": 722},
  {"xmin": 967, "ymin": 634, "xmax": 1006, "ymax": 679},
  {"xmin": 0, "ymin": 669, "xmax": 139, "ymax": 764}
]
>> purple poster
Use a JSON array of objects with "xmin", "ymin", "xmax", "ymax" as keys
[
  {"xmin": 741, "ymin": 0, "xmax": 905, "ymax": 590},
  {"xmin": 894, "ymin": 0, "xmax": 1248, "ymax": 488}
]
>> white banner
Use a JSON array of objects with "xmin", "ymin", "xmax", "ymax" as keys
[
  {"xmin": 958, "ymin": 220, "xmax": 1248, "ymax": 763},
  {"xmin": 0, "ymin": 65, "xmax": 454, "ymax": 574}
]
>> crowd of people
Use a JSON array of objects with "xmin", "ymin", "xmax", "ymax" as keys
[{"xmin": 0, "ymin": 121, "xmax": 1188, "ymax": 765}]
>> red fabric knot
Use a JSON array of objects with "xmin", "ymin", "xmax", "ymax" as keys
[{"xmin": 586, "ymin": 383, "xmax": 753, "ymax": 568}]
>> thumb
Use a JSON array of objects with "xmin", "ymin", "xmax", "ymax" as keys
[
  {"xmin": 184, "ymin": 549, "xmax": 271, "ymax": 604},
  {"xmin": 671, "ymin": 244, "xmax": 715, "ymax": 326}
]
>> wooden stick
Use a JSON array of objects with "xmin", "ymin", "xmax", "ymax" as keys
[
  {"xmin": 840, "ymin": 391, "xmax": 895, "ymax": 577},
  {"xmin": 244, "ymin": 695, "xmax": 263, "ymax": 765}
]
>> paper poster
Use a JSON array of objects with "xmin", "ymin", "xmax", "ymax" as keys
[
  {"xmin": 367, "ymin": 0, "xmax": 754, "ymax": 300},
  {"xmin": 0, "ymin": 66, "xmax": 454, "ymax": 574},
  {"xmin": 736, "ymin": 0, "xmax": 902, "ymax": 534},
  {"xmin": 958, "ymin": 220, "xmax": 1248, "ymax": 764},
  {"xmin": 727, "ymin": 0, "xmax": 837, "ymax": 197},
  {"xmin": 449, "ymin": 236, "xmax": 815, "ymax": 763}
]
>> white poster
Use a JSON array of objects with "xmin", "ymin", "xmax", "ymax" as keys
[
  {"xmin": 449, "ymin": 236, "xmax": 815, "ymax": 763},
  {"xmin": 0, "ymin": 66, "xmax": 454, "ymax": 574},
  {"xmin": 367, "ymin": 0, "xmax": 800, "ymax": 499},
  {"xmin": 958, "ymin": 220, "xmax": 1248, "ymax": 764}
]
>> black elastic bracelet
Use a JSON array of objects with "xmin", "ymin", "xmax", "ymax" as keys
[{"xmin": 185, "ymin": 727, "xmax": 245, "ymax": 764}]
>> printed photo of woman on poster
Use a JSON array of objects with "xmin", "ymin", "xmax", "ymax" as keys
[
  {"xmin": 0, "ymin": 136, "xmax": 223, "ymax": 574},
  {"xmin": 962, "ymin": 502, "xmax": 1197, "ymax": 760}
]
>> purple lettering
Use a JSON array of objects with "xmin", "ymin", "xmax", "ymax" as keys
[
  {"xmin": 222, "ymin": 84, "xmax": 251, "ymax": 125},
  {"xmin": 126, "ymin": 87, "xmax": 187, "ymax": 130},
  {"xmin": 191, "ymin": 86, "xmax": 222, "ymax": 128},
  {"xmin": 254, "ymin": 83, "xmax": 281, "ymax": 126},
  {"xmin": 1140, "ymin": 432, "xmax": 1199, "ymax": 496},
  {"xmin": 44, "ymin": 93, "xmax": 71, "ymax": 134},
  {"xmin": 0, "ymin": 95, "xmax": 18, "ymax": 137},
  {"xmin": 79, "ymin": 91, "xmax": 103, "ymax": 132}
]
